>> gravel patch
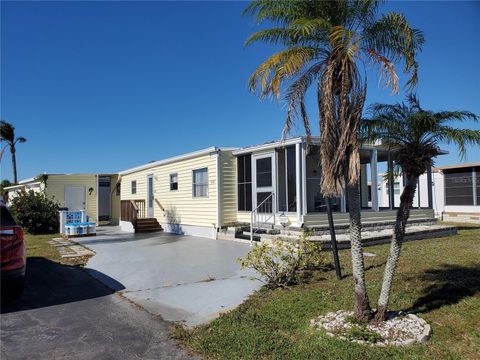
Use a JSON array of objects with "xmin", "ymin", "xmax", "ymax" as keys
[{"xmin": 311, "ymin": 310, "xmax": 431, "ymax": 346}]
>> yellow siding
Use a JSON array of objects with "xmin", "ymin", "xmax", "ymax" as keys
[
  {"xmin": 121, "ymin": 152, "xmax": 219, "ymax": 227},
  {"xmin": 219, "ymin": 151, "xmax": 237, "ymax": 225},
  {"xmin": 46, "ymin": 174, "xmax": 98, "ymax": 222}
]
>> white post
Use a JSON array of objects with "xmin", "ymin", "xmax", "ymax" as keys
[
  {"xmin": 295, "ymin": 143, "xmax": 302, "ymax": 225},
  {"xmin": 360, "ymin": 164, "xmax": 369, "ymax": 208},
  {"xmin": 250, "ymin": 211, "xmax": 253, "ymax": 246},
  {"xmin": 371, "ymin": 149, "xmax": 379, "ymax": 211},
  {"xmin": 301, "ymin": 143, "xmax": 307, "ymax": 219}
]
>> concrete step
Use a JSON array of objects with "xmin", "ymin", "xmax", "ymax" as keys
[{"xmin": 240, "ymin": 224, "xmax": 457, "ymax": 249}]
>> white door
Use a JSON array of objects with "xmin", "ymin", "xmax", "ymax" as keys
[
  {"xmin": 147, "ymin": 175, "xmax": 154, "ymax": 218},
  {"xmin": 65, "ymin": 186, "xmax": 86, "ymax": 211},
  {"xmin": 252, "ymin": 152, "xmax": 276, "ymax": 220}
]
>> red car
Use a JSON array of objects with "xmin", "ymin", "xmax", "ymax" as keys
[{"xmin": 1, "ymin": 201, "xmax": 26, "ymax": 301}]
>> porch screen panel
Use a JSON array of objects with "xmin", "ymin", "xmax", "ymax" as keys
[
  {"xmin": 286, "ymin": 146, "xmax": 296, "ymax": 212},
  {"xmin": 237, "ymin": 155, "xmax": 252, "ymax": 211},
  {"xmin": 256, "ymin": 157, "xmax": 272, "ymax": 187},
  {"xmin": 277, "ymin": 149, "xmax": 287, "ymax": 211},
  {"xmin": 476, "ymin": 167, "xmax": 480, "ymax": 205},
  {"xmin": 444, "ymin": 168, "xmax": 473, "ymax": 205}
]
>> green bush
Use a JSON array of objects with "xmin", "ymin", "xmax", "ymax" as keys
[
  {"xmin": 10, "ymin": 190, "xmax": 60, "ymax": 234},
  {"xmin": 238, "ymin": 234, "xmax": 328, "ymax": 288}
]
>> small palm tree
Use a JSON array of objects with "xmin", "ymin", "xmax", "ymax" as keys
[
  {"xmin": 362, "ymin": 95, "xmax": 480, "ymax": 322},
  {"xmin": 244, "ymin": 0, "xmax": 423, "ymax": 321},
  {"xmin": 0, "ymin": 121, "xmax": 27, "ymax": 184}
]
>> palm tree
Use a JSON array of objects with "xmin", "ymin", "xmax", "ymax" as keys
[
  {"xmin": 362, "ymin": 95, "xmax": 480, "ymax": 322},
  {"xmin": 244, "ymin": 0, "xmax": 423, "ymax": 321},
  {"xmin": 0, "ymin": 121, "xmax": 27, "ymax": 184}
]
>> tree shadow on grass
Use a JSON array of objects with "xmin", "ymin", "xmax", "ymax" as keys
[{"xmin": 408, "ymin": 264, "xmax": 480, "ymax": 314}]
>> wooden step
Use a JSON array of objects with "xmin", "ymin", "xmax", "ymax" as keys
[{"xmin": 135, "ymin": 218, "xmax": 163, "ymax": 233}]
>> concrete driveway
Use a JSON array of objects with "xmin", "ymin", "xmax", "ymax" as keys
[{"xmin": 77, "ymin": 228, "xmax": 262, "ymax": 327}]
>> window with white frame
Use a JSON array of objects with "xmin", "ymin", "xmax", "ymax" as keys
[
  {"xmin": 170, "ymin": 173, "xmax": 178, "ymax": 191},
  {"xmin": 131, "ymin": 180, "xmax": 137, "ymax": 195},
  {"xmin": 192, "ymin": 168, "xmax": 208, "ymax": 197}
]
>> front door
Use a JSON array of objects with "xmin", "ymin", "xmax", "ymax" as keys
[
  {"xmin": 65, "ymin": 186, "xmax": 86, "ymax": 211},
  {"xmin": 147, "ymin": 175, "xmax": 154, "ymax": 218},
  {"xmin": 252, "ymin": 152, "xmax": 276, "ymax": 220}
]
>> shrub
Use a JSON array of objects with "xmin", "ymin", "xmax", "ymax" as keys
[
  {"xmin": 10, "ymin": 190, "xmax": 60, "ymax": 234},
  {"xmin": 238, "ymin": 234, "xmax": 328, "ymax": 288}
]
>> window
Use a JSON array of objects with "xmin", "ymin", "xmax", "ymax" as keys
[
  {"xmin": 445, "ymin": 168, "xmax": 474, "ymax": 205},
  {"xmin": 386, "ymin": 181, "xmax": 401, "ymax": 195},
  {"xmin": 170, "ymin": 173, "xmax": 178, "ymax": 191},
  {"xmin": 193, "ymin": 168, "xmax": 208, "ymax": 197},
  {"xmin": 116, "ymin": 183, "xmax": 121, "ymax": 196},
  {"xmin": 131, "ymin": 180, "xmax": 137, "ymax": 195},
  {"xmin": 237, "ymin": 155, "xmax": 252, "ymax": 211}
]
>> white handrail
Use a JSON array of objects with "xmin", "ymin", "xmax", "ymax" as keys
[{"xmin": 250, "ymin": 192, "xmax": 275, "ymax": 246}]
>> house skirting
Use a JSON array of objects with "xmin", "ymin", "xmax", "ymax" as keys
[{"xmin": 161, "ymin": 223, "xmax": 217, "ymax": 239}]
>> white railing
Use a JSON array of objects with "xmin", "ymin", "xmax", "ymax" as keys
[{"xmin": 250, "ymin": 192, "xmax": 275, "ymax": 245}]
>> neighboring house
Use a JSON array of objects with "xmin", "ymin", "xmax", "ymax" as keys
[
  {"xmin": 119, "ymin": 137, "xmax": 437, "ymax": 238},
  {"xmin": 378, "ymin": 170, "xmax": 444, "ymax": 217},
  {"xmin": 434, "ymin": 163, "xmax": 480, "ymax": 223},
  {"xmin": 377, "ymin": 162, "xmax": 480, "ymax": 224},
  {"xmin": 5, "ymin": 173, "xmax": 120, "ymax": 225}
]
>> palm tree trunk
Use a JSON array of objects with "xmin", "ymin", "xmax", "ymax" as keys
[
  {"xmin": 374, "ymin": 174, "xmax": 419, "ymax": 322},
  {"xmin": 10, "ymin": 145, "xmax": 18, "ymax": 184},
  {"xmin": 347, "ymin": 180, "xmax": 372, "ymax": 321}
]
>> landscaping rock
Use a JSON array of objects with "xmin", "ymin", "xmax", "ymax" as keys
[{"xmin": 311, "ymin": 310, "xmax": 431, "ymax": 346}]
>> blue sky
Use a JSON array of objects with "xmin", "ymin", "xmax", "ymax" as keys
[{"xmin": 1, "ymin": 1, "xmax": 479, "ymax": 181}]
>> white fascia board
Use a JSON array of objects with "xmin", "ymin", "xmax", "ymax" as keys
[
  {"xmin": 232, "ymin": 137, "xmax": 304, "ymax": 156},
  {"xmin": 119, "ymin": 147, "xmax": 237, "ymax": 176}
]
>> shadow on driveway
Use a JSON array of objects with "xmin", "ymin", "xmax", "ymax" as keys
[{"xmin": 1, "ymin": 257, "xmax": 125, "ymax": 314}]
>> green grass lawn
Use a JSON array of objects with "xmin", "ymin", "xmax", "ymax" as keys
[
  {"xmin": 175, "ymin": 224, "xmax": 480, "ymax": 360},
  {"xmin": 24, "ymin": 233, "xmax": 89, "ymax": 266}
]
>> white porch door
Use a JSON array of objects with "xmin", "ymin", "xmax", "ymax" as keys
[
  {"xmin": 65, "ymin": 186, "xmax": 86, "ymax": 211},
  {"xmin": 147, "ymin": 175, "xmax": 154, "ymax": 218},
  {"xmin": 252, "ymin": 152, "xmax": 276, "ymax": 222}
]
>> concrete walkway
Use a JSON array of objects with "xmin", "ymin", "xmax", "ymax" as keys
[{"xmin": 77, "ymin": 228, "xmax": 262, "ymax": 327}]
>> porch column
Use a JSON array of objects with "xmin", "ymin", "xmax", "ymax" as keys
[
  {"xmin": 370, "ymin": 149, "xmax": 379, "ymax": 211},
  {"xmin": 301, "ymin": 142, "xmax": 307, "ymax": 217},
  {"xmin": 387, "ymin": 152, "xmax": 395, "ymax": 209},
  {"xmin": 360, "ymin": 164, "xmax": 369, "ymax": 208},
  {"xmin": 296, "ymin": 142, "xmax": 302, "ymax": 224},
  {"xmin": 427, "ymin": 166, "xmax": 433, "ymax": 209}
]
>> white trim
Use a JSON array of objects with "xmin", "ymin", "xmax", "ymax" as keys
[
  {"xmin": 216, "ymin": 151, "xmax": 220, "ymax": 228},
  {"xmin": 371, "ymin": 149, "xmax": 379, "ymax": 212},
  {"xmin": 119, "ymin": 147, "xmax": 237, "ymax": 176},
  {"xmin": 301, "ymin": 143, "xmax": 307, "ymax": 220},
  {"xmin": 295, "ymin": 143, "xmax": 301, "ymax": 224},
  {"xmin": 233, "ymin": 137, "xmax": 303, "ymax": 155}
]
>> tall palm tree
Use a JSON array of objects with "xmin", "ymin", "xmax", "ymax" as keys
[
  {"xmin": 0, "ymin": 121, "xmax": 27, "ymax": 184},
  {"xmin": 244, "ymin": 0, "xmax": 423, "ymax": 321},
  {"xmin": 362, "ymin": 95, "xmax": 480, "ymax": 322}
]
